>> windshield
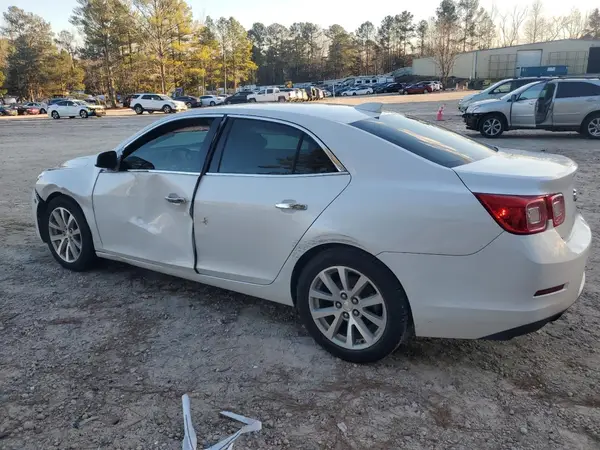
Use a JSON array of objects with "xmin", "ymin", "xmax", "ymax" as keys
[{"xmin": 499, "ymin": 81, "xmax": 543, "ymax": 100}]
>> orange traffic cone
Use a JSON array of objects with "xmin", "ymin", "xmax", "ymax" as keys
[{"xmin": 436, "ymin": 105, "xmax": 445, "ymax": 121}]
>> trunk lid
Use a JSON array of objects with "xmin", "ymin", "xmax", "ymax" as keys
[{"xmin": 453, "ymin": 149, "xmax": 578, "ymax": 239}]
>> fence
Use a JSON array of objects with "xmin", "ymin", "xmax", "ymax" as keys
[
  {"xmin": 488, "ymin": 54, "xmax": 517, "ymax": 79},
  {"xmin": 546, "ymin": 51, "xmax": 588, "ymax": 75}
]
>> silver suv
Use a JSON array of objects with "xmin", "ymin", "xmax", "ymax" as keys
[
  {"xmin": 462, "ymin": 78, "xmax": 600, "ymax": 139},
  {"xmin": 458, "ymin": 77, "xmax": 552, "ymax": 112}
]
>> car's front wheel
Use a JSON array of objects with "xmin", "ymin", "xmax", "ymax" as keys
[
  {"xmin": 79, "ymin": 109, "xmax": 88, "ymax": 119},
  {"xmin": 582, "ymin": 113, "xmax": 600, "ymax": 139},
  {"xmin": 210, "ymin": 101, "xmax": 216, "ymax": 106},
  {"xmin": 134, "ymin": 105, "xmax": 143, "ymax": 114},
  {"xmin": 186, "ymin": 102, "xmax": 193, "ymax": 108},
  {"xmin": 51, "ymin": 111, "xmax": 60, "ymax": 119},
  {"xmin": 44, "ymin": 196, "xmax": 96, "ymax": 271},
  {"xmin": 297, "ymin": 247, "xmax": 413, "ymax": 363},
  {"xmin": 40, "ymin": 108, "xmax": 46, "ymax": 114},
  {"xmin": 163, "ymin": 105, "xmax": 173, "ymax": 113},
  {"xmin": 479, "ymin": 114, "xmax": 505, "ymax": 138}
]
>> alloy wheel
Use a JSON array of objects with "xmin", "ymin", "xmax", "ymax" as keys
[
  {"xmin": 308, "ymin": 266, "xmax": 387, "ymax": 350},
  {"xmin": 48, "ymin": 207, "xmax": 82, "ymax": 263},
  {"xmin": 587, "ymin": 118, "xmax": 600, "ymax": 137},
  {"xmin": 482, "ymin": 118, "xmax": 502, "ymax": 137}
]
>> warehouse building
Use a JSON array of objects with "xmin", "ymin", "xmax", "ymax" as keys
[{"xmin": 412, "ymin": 39, "xmax": 600, "ymax": 80}]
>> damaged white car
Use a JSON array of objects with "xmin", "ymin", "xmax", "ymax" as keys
[{"xmin": 33, "ymin": 103, "xmax": 590, "ymax": 363}]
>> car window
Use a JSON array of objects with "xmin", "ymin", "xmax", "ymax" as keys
[
  {"xmin": 556, "ymin": 81, "xmax": 600, "ymax": 98},
  {"xmin": 141, "ymin": 94, "xmax": 153, "ymax": 100},
  {"xmin": 122, "ymin": 118, "xmax": 215, "ymax": 173},
  {"xmin": 518, "ymin": 82, "xmax": 546, "ymax": 101},
  {"xmin": 57, "ymin": 101, "xmax": 67, "ymax": 106},
  {"xmin": 214, "ymin": 118, "xmax": 336, "ymax": 175},
  {"xmin": 350, "ymin": 112, "xmax": 497, "ymax": 168},
  {"xmin": 66, "ymin": 101, "xmax": 74, "ymax": 106},
  {"xmin": 490, "ymin": 82, "xmax": 512, "ymax": 95}
]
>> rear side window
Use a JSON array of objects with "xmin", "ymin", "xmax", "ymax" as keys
[
  {"xmin": 556, "ymin": 82, "xmax": 600, "ymax": 98},
  {"xmin": 350, "ymin": 113, "xmax": 497, "ymax": 168},
  {"xmin": 213, "ymin": 119, "xmax": 337, "ymax": 175}
]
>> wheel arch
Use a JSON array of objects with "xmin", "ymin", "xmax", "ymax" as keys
[
  {"xmin": 481, "ymin": 111, "xmax": 508, "ymax": 129},
  {"xmin": 580, "ymin": 110, "xmax": 600, "ymax": 131},
  {"xmin": 36, "ymin": 192, "xmax": 82, "ymax": 243}
]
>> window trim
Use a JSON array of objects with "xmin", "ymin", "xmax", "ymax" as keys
[{"xmin": 207, "ymin": 114, "xmax": 347, "ymax": 175}]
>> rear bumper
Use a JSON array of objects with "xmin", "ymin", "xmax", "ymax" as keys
[
  {"xmin": 378, "ymin": 213, "xmax": 591, "ymax": 339},
  {"xmin": 463, "ymin": 113, "xmax": 481, "ymax": 130}
]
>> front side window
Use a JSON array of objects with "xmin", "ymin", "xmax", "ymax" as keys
[
  {"xmin": 518, "ymin": 82, "xmax": 546, "ymax": 101},
  {"xmin": 213, "ymin": 118, "xmax": 337, "ymax": 175},
  {"xmin": 122, "ymin": 118, "xmax": 215, "ymax": 173},
  {"xmin": 490, "ymin": 82, "xmax": 511, "ymax": 95},
  {"xmin": 556, "ymin": 81, "xmax": 600, "ymax": 98},
  {"xmin": 351, "ymin": 112, "xmax": 497, "ymax": 168}
]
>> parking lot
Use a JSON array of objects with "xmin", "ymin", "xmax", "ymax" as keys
[{"xmin": 0, "ymin": 97, "xmax": 599, "ymax": 450}]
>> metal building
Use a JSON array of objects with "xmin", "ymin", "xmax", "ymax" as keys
[{"xmin": 412, "ymin": 39, "xmax": 600, "ymax": 80}]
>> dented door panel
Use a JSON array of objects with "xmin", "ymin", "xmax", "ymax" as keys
[{"xmin": 92, "ymin": 171, "xmax": 198, "ymax": 268}]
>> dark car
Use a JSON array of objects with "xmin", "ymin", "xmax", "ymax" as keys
[
  {"xmin": 224, "ymin": 91, "xmax": 252, "ymax": 104},
  {"xmin": 401, "ymin": 82, "xmax": 432, "ymax": 95},
  {"xmin": 375, "ymin": 82, "xmax": 405, "ymax": 94},
  {"xmin": 174, "ymin": 95, "xmax": 201, "ymax": 108},
  {"xmin": 0, "ymin": 105, "xmax": 18, "ymax": 116}
]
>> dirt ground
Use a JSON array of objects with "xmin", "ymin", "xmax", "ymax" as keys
[{"xmin": 0, "ymin": 96, "xmax": 599, "ymax": 450}]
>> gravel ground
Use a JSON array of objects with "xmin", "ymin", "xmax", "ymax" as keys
[{"xmin": 0, "ymin": 98, "xmax": 599, "ymax": 450}]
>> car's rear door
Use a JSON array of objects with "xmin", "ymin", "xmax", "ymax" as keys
[
  {"xmin": 552, "ymin": 81, "xmax": 600, "ymax": 126},
  {"xmin": 92, "ymin": 116, "xmax": 221, "ymax": 269},
  {"xmin": 193, "ymin": 116, "xmax": 350, "ymax": 285}
]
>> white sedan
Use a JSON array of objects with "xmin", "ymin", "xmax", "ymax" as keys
[
  {"xmin": 342, "ymin": 86, "xmax": 373, "ymax": 96},
  {"xmin": 32, "ymin": 103, "xmax": 591, "ymax": 363},
  {"xmin": 199, "ymin": 95, "xmax": 225, "ymax": 106},
  {"xmin": 48, "ymin": 100, "xmax": 106, "ymax": 119}
]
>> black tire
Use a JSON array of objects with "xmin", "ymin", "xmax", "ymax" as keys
[
  {"xmin": 249, "ymin": 98, "xmax": 257, "ymax": 103},
  {"xmin": 186, "ymin": 102, "xmax": 193, "ymax": 108},
  {"xmin": 163, "ymin": 105, "xmax": 173, "ymax": 114},
  {"xmin": 278, "ymin": 96, "xmax": 286, "ymax": 102},
  {"xmin": 134, "ymin": 104, "xmax": 143, "ymax": 115},
  {"xmin": 581, "ymin": 113, "xmax": 600, "ymax": 139},
  {"xmin": 352, "ymin": 92, "xmax": 357, "ymax": 96},
  {"xmin": 79, "ymin": 109, "xmax": 88, "ymax": 119},
  {"xmin": 40, "ymin": 108, "xmax": 46, "ymax": 114},
  {"xmin": 296, "ymin": 247, "xmax": 413, "ymax": 363},
  {"xmin": 51, "ymin": 111, "xmax": 60, "ymax": 119},
  {"xmin": 210, "ymin": 101, "xmax": 216, "ymax": 106},
  {"xmin": 44, "ymin": 196, "xmax": 96, "ymax": 272},
  {"xmin": 148, "ymin": 110, "xmax": 154, "ymax": 114},
  {"xmin": 479, "ymin": 113, "xmax": 505, "ymax": 138}
]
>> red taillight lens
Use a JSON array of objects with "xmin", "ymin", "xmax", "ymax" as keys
[
  {"xmin": 475, "ymin": 194, "xmax": 548, "ymax": 234},
  {"xmin": 547, "ymin": 194, "xmax": 565, "ymax": 227}
]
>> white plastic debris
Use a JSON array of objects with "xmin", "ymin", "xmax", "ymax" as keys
[{"xmin": 181, "ymin": 394, "xmax": 262, "ymax": 450}]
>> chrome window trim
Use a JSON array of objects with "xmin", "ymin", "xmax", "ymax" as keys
[
  {"xmin": 203, "ymin": 172, "xmax": 347, "ymax": 179},
  {"xmin": 125, "ymin": 169, "xmax": 200, "ymax": 176},
  {"xmin": 217, "ymin": 113, "xmax": 347, "ymax": 174}
]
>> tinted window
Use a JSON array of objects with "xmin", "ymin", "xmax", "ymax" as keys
[
  {"xmin": 122, "ymin": 118, "xmax": 214, "ymax": 173},
  {"xmin": 142, "ymin": 94, "xmax": 153, "ymax": 100},
  {"xmin": 556, "ymin": 81, "xmax": 600, "ymax": 98},
  {"xmin": 351, "ymin": 112, "xmax": 497, "ymax": 168},
  {"xmin": 490, "ymin": 82, "xmax": 512, "ymax": 94},
  {"xmin": 215, "ymin": 119, "xmax": 336, "ymax": 175},
  {"xmin": 267, "ymin": 89, "xmax": 274, "ymax": 94}
]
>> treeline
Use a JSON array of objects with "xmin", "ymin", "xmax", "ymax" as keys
[{"xmin": 1, "ymin": 0, "xmax": 600, "ymax": 105}]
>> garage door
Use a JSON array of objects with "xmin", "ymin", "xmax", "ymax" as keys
[{"xmin": 516, "ymin": 50, "xmax": 542, "ymax": 69}]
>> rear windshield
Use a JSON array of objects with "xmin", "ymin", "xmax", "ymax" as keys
[{"xmin": 350, "ymin": 112, "xmax": 497, "ymax": 168}]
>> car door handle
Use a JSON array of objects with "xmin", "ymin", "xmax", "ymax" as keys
[
  {"xmin": 275, "ymin": 202, "xmax": 307, "ymax": 211},
  {"xmin": 165, "ymin": 193, "xmax": 187, "ymax": 204}
]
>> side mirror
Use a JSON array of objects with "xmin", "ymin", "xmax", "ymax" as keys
[
  {"xmin": 96, "ymin": 150, "xmax": 118, "ymax": 170},
  {"xmin": 510, "ymin": 94, "xmax": 517, "ymax": 103}
]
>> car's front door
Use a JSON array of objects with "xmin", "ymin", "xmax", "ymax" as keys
[
  {"xmin": 510, "ymin": 82, "xmax": 546, "ymax": 128},
  {"xmin": 92, "ymin": 116, "xmax": 221, "ymax": 268},
  {"xmin": 193, "ymin": 116, "xmax": 351, "ymax": 285}
]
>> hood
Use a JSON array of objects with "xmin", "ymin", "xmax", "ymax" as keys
[
  {"xmin": 53, "ymin": 154, "xmax": 98, "ymax": 169},
  {"xmin": 459, "ymin": 93, "xmax": 476, "ymax": 104},
  {"xmin": 466, "ymin": 98, "xmax": 503, "ymax": 112}
]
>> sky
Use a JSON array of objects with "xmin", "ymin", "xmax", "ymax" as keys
[{"xmin": 0, "ymin": 0, "xmax": 583, "ymax": 35}]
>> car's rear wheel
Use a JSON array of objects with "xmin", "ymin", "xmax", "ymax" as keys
[
  {"xmin": 134, "ymin": 105, "xmax": 143, "ymax": 114},
  {"xmin": 297, "ymin": 248, "xmax": 412, "ymax": 363},
  {"xmin": 163, "ymin": 105, "xmax": 173, "ymax": 113},
  {"xmin": 209, "ymin": 101, "xmax": 216, "ymax": 106},
  {"xmin": 186, "ymin": 102, "xmax": 193, "ymax": 108},
  {"xmin": 79, "ymin": 109, "xmax": 88, "ymax": 119},
  {"xmin": 480, "ymin": 114, "xmax": 505, "ymax": 138},
  {"xmin": 582, "ymin": 113, "xmax": 600, "ymax": 139},
  {"xmin": 51, "ymin": 111, "xmax": 60, "ymax": 119},
  {"xmin": 40, "ymin": 108, "xmax": 46, "ymax": 114},
  {"xmin": 249, "ymin": 98, "xmax": 257, "ymax": 103},
  {"xmin": 44, "ymin": 197, "xmax": 96, "ymax": 271}
]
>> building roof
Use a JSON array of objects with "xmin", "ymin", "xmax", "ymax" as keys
[{"xmin": 452, "ymin": 38, "xmax": 600, "ymax": 56}]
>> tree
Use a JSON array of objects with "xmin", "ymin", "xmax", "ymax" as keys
[
  {"xmin": 325, "ymin": 25, "xmax": 356, "ymax": 79},
  {"xmin": 356, "ymin": 21, "xmax": 375, "ymax": 74},
  {"xmin": 377, "ymin": 16, "xmax": 394, "ymax": 72},
  {"xmin": 474, "ymin": 8, "xmax": 496, "ymax": 49},
  {"xmin": 416, "ymin": 20, "xmax": 429, "ymax": 56},
  {"xmin": 524, "ymin": 0, "xmax": 545, "ymax": 43},
  {"xmin": 70, "ymin": 0, "xmax": 130, "ymax": 106},
  {"xmin": 585, "ymin": 8, "xmax": 600, "ymax": 38},
  {"xmin": 431, "ymin": 0, "xmax": 461, "ymax": 85},
  {"xmin": 498, "ymin": 6, "xmax": 527, "ymax": 47},
  {"xmin": 395, "ymin": 11, "xmax": 415, "ymax": 57},
  {"xmin": 458, "ymin": 0, "xmax": 479, "ymax": 51},
  {"xmin": 563, "ymin": 8, "xmax": 586, "ymax": 39}
]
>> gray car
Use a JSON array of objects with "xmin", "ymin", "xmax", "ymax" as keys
[{"xmin": 463, "ymin": 78, "xmax": 600, "ymax": 139}]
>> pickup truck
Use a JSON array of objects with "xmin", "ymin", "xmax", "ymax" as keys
[{"xmin": 246, "ymin": 87, "xmax": 289, "ymax": 103}]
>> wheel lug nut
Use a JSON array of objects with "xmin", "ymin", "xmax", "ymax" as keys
[
  {"xmin": 342, "ymin": 312, "xmax": 349, "ymax": 319},
  {"xmin": 335, "ymin": 302, "xmax": 342, "ymax": 309},
  {"xmin": 351, "ymin": 297, "xmax": 359, "ymax": 305},
  {"xmin": 340, "ymin": 292, "xmax": 348, "ymax": 300},
  {"xmin": 352, "ymin": 310, "xmax": 360, "ymax": 317}
]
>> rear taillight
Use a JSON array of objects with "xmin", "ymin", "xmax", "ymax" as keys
[{"xmin": 475, "ymin": 193, "xmax": 565, "ymax": 235}]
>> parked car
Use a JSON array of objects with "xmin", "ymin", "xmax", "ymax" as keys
[
  {"xmin": 0, "ymin": 105, "xmax": 18, "ymax": 116},
  {"xmin": 131, "ymin": 93, "xmax": 187, "ymax": 114},
  {"xmin": 16, "ymin": 104, "xmax": 41, "ymax": 115},
  {"xmin": 21, "ymin": 102, "xmax": 48, "ymax": 114},
  {"xmin": 247, "ymin": 87, "xmax": 289, "ymax": 103},
  {"xmin": 401, "ymin": 82, "xmax": 432, "ymax": 95},
  {"xmin": 279, "ymin": 88, "xmax": 298, "ymax": 102},
  {"xmin": 374, "ymin": 82, "xmax": 405, "ymax": 94},
  {"xmin": 463, "ymin": 78, "xmax": 600, "ymax": 139},
  {"xmin": 199, "ymin": 95, "xmax": 225, "ymax": 107},
  {"xmin": 224, "ymin": 91, "xmax": 252, "ymax": 104},
  {"xmin": 458, "ymin": 77, "xmax": 553, "ymax": 112},
  {"xmin": 342, "ymin": 86, "xmax": 374, "ymax": 96},
  {"xmin": 32, "ymin": 102, "xmax": 590, "ymax": 363},
  {"xmin": 48, "ymin": 99, "xmax": 106, "ymax": 119},
  {"xmin": 174, "ymin": 96, "xmax": 202, "ymax": 108}
]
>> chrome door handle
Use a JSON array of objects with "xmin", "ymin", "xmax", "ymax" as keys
[
  {"xmin": 165, "ymin": 193, "xmax": 187, "ymax": 204},
  {"xmin": 275, "ymin": 202, "xmax": 307, "ymax": 211}
]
